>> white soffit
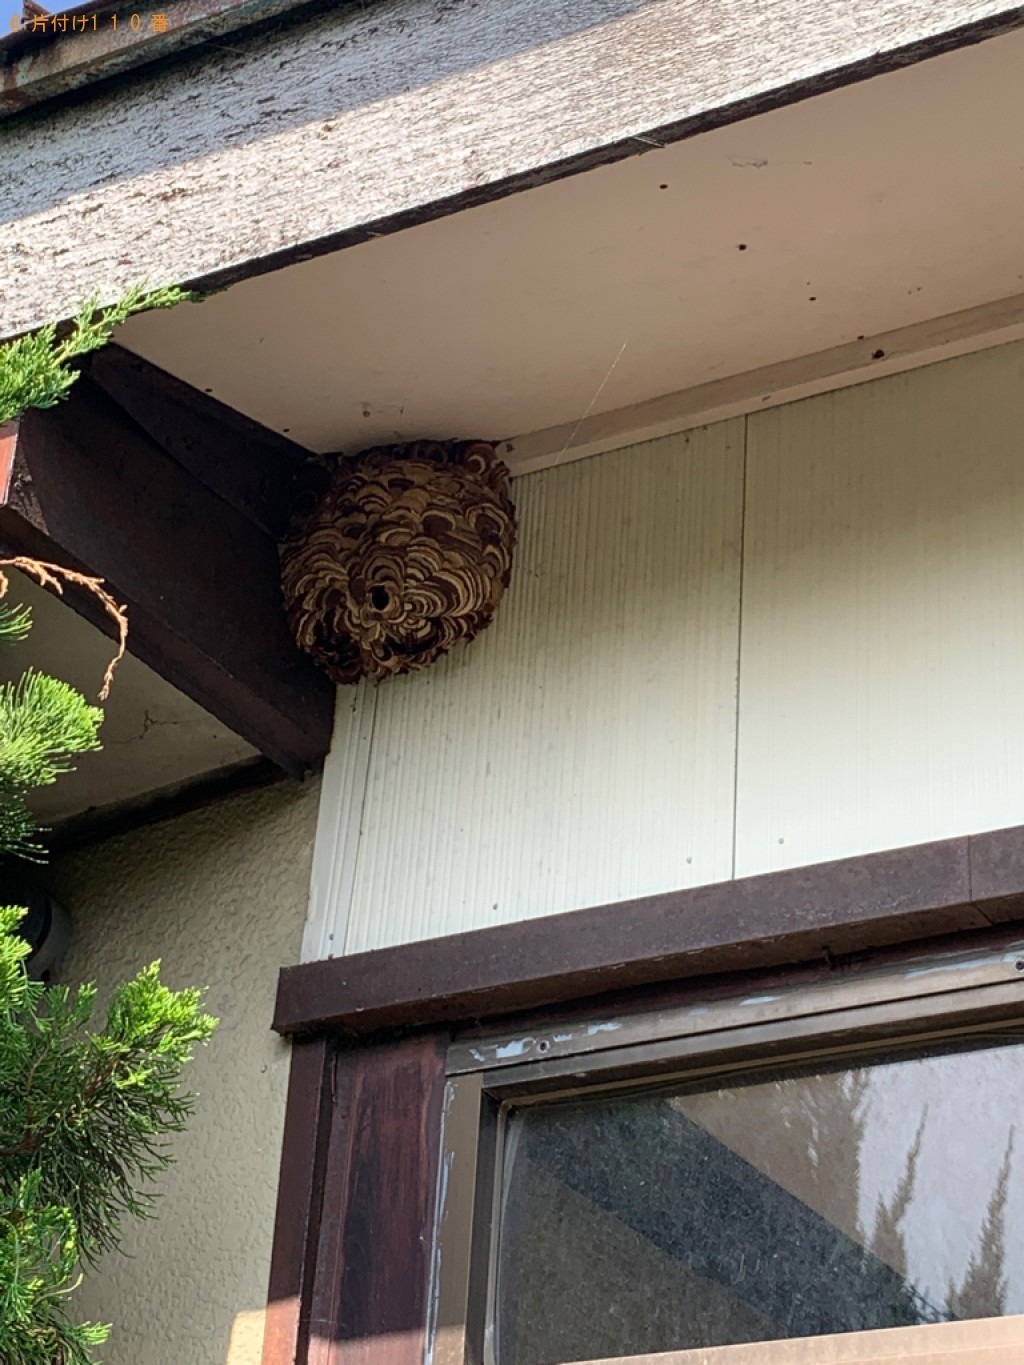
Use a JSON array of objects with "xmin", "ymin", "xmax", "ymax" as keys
[{"xmin": 120, "ymin": 28, "xmax": 1024, "ymax": 475}]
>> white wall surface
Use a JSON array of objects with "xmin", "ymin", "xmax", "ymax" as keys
[
  {"xmin": 50, "ymin": 778, "xmax": 320, "ymax": 1365},
  {"xmin": 306, "ymin": 339, "xmax": 1024, "ymax": 958}
]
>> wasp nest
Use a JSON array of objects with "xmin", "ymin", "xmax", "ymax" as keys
[{"xmin": 280, "ymin": 440, "xmax": 516, "ymax": 684}]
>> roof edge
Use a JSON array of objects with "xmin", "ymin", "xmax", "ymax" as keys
[{"xmin": 0, "ymin": 0, "xmax": 337, "ymax": 116}]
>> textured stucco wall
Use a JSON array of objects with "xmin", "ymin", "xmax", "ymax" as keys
[{"xmin": 46, "ymin": 777, "xmax": 320, "ymax": 1365}]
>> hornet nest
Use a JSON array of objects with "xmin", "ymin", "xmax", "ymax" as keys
[{"xmin": 280, "ymin": 440, "xmax": 517, "ymax": 684}]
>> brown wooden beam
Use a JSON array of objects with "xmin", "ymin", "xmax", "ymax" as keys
[
  {"xmin": 307, "ymin": 1035, "xmax": 447, "ymax": 1365},
  {"xmin": 87, "ymin": 345, "xmax": 323, "ymax": 539},
  {"xmin": 48, "ymin": 755, "xmax": 286, "ymax": 852},
  {"xmin": 263, "ymin": 1035, "xmax": 336, "ymax": 1365},
  {"xmin": 0, "ymin": 369, "xmax": 334, "ymax": 774},
  {"xmin": 272, "ymin": 825, "xmax": 1024, "ymax": 1037},
  {"xmin": 262, "ymin": 1031, "xmax": 449, "ymax": 1365}
]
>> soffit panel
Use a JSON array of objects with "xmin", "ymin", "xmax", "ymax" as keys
[{"xmin": 117, "ymin": 28, "xmax": 1024, "ymax": 462}]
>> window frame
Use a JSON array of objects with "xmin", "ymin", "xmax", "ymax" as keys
[
  {"xmin": 262, "ymin": 822, "xmax": 1024, "ymax": 1365},
  {"xmin": 429, "ymin": 934, "xmax": 1024, "ymax": 1365}
]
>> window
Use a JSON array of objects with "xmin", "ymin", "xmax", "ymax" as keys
[{"xmin": 431, "ymin": 937, "xmax": 1024, "ymax": 1365}]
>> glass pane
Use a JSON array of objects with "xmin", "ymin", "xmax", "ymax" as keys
[{"xmin": 495, "ymin": 1037, "xmax": 1024, "ymax": 1365}]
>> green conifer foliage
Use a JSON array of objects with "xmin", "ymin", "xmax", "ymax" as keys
[
  {"xmin": 0, "ymin": 636, "xmax": 104, "ymax": 860},
  {"xmin": 0, "ymin": 284, "xmax": 188, "ymax": 426},
  {"xmin": 0, "ymin": 905, "xmax": 217, "ymax": 1363},
  {"xmin": 0, "ymin": 288, "xmax": 215, "ymax": 1364}
]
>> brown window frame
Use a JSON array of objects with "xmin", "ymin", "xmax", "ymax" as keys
[
  {"xmin": 261, "ymin": 823, "xmax": 1024, "ymax": 1365},
  {"xmin": 436, "ymin": 940, "xmax": 1024, "ymax": 1365}
]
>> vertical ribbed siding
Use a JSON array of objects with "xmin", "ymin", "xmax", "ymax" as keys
[
  {"xmin": 301, "ymin": 682, "xmax": 377, "ymax": 961},
  {"xmin": 736, "ymin": 339, "xmax": 1024, "ymax": 877},
  {"xmin": 303, "ymin": 336, "xmax": 1024, "ymax": 963},
  {"xmin": 326, "ymin": 423, "xmax": 744, "ymax": 954}
]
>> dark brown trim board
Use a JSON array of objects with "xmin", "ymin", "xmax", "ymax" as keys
[
  {"xmin": 274, "ymin": 825, "xmax": 1024, "ymax": 1038},
  {"xmin": 87, "ymin": 345, "xmax": 316, "ymax": 541},
  {"xmin": 263, "ymin": 824, "xmax": 1024, "ymax": 1365},
  {"xmin": 264, "ymin": 1033, "xmax": 448, "ymax": 1365},
  {"xmin": 264, "ymin": 1036, "xmax": 335, "ymax": 1365},
  {"xmin": 48, "ymin": 756, "xmax": 286, "ymax": 853},
  {"xmin": 310, "ymin": 1035, "xmax": 447, "ymax": 1365}
]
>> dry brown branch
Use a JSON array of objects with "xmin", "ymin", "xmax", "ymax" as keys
[{"xmin": 0, "ymin": 557, "xmax": 127, "ymax": 700}]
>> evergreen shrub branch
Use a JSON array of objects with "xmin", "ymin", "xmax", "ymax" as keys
[
  {"xmin": 0, "ymin": 285, "xmax": 214, "ymax": 1364},
  {"xmin": 0, "ymin": 908, "xmax": 216, "ymax": 1362},
  {"xmin": 0, "ymin": 283, "xmax": 191, "ymax": 426}
]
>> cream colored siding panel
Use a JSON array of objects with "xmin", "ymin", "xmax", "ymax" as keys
[
  {"xmin": 302, "ymin": 681, "xmax": 378, "ymax": 962},
  {"xmin": 337, "ymin": 424, "xmax": 744, "ymax": 955},
  {"xmin": 736, "ymin": 341, "xmax": 1024, "ymax": 878}
]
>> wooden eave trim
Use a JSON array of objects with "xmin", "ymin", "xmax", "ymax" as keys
[
  {"xmin": 46, "ymin": 755, "xmax": 285, "ymax": 852},
  {"xmin": 0, "ymin": 0, "xmax": 342, "ymax": 115},
  {"xmin": 87, "ymin": 344, "xmax": 315, "ymax": 539},
  {"xmin": 6, "ymin": 4, "xmax": 1024, "ymax": 343},
  {"xmin": 0, "ymin": 355, "xmax": 335, "ymax": 774},
  {"xmin": 181, "ymin": 7, "xmax": 1024, "ymax": 308},
  {"xmin": 501, "ymin": 291, "xmax": 1024, "ymax": 477},
  {"xmin": 272, "ymin": 824, "xmax": 1024, "ymax": 1038}
]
